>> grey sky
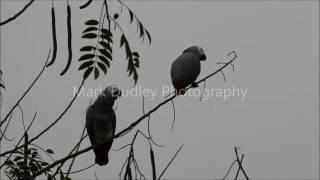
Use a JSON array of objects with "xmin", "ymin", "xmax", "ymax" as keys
[{"xmin": 0, "ymin": 0, "xmax": 319, "ymax": 179}]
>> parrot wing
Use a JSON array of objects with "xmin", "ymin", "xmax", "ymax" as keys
[
  {"xmin": 171, "ymin": 53, "xmax": 201, "ymax": 89},
  {"xmin": 86, "ymin": 106, "xmax": 116, "ymax": 165}
]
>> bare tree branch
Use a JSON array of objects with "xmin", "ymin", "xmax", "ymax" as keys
[
  {"xmin": 157, "ymin": 144, "xmax": 184, "ymax": 180},
  {"xmin": 0, "ymin": 50, "xmax": 50, "ymax": 128},
  {"xmin": 0, "ymin": 112, "xmax": 37, "ymax": 169},
  {"xmin": 66, "ymin": 124, "xmax": 87, "ymax": 178},
  {"xmin": 234, "ymin": 154, "xmax": 244, "ymax": 180},
  {"xmin": 234, "ymin": 147, "xmax": 249, "ymax": 180},
  {"xmin": 114, "ymin": 51, "xmax": 237, "ymax": 138},
  {"xmin": 27, "ymin": 51, "xmax": 237, "ymax": 177},
  {"xmin": 0, "ymin": 78, "xmax": 85, "ymax": 158},
  {"xmin": 0, "ymin": 0, "xmax": 36, "ymax": 26},
  {"xmin": 222, "ymin": 160, "xmax": 237, "ymax": 180}
]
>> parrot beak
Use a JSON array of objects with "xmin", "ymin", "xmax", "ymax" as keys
[{"xmin": 200, "ymin": 54, "xmax": 206, "ymax": 61}]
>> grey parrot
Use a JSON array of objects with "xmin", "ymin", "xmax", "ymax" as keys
[
  {"xmin": 86, "ymin": 85, "xmax": 121, "ymax": 166},
  {"xmin": 171, "ymin": 46, "xmax": 206, "ymax": 95}
]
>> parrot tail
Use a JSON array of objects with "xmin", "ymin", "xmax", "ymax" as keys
[
  {"xmin": 95, "ymin": 154, "xmax": 108, "ymax": 166},
  {"xmin": 94, "ymin": 143, "xmax": 109, "ymax": 166}
]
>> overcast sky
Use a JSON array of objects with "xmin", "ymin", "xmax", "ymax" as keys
[{"xmin": 0, "ymin": 0, "xmax": 319, "ymax": 179}]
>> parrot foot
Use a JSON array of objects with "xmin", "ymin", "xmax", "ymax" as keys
[{"xmin": 191, "ymin": 82, "xmax": 198, "ymax": 88}]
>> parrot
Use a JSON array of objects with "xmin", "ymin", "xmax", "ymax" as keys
[
  {"xmin": 86, "ymin": 85, "xmax": 121, "ymax": 166},
  {"xmin": 171, "ymin": 46, "xmax": 206, "ymax": 95}
]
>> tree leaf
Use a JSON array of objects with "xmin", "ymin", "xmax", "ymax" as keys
[
  {"xmin": 145, "ymin": 29, "xmax": 152, "ymax": 44},
  {"xmin": 120, "ymin": 34, "xmax": 126, "ymax": 47},
  {"xmin": 80, "ymin": 0, "xmax": 93, "ymax": 9},
  {"xmin": 133, "ymin": 58, "xmax": 139, "ymax": 63},
  {"xmin": 17, "ymin": 161, "xmax": 25, "ymax": 166},
  {"xmin": 128, "ymin": 67, "xmax": 133, "ymax": 76},
  {"xmin": 80, "ymin": 46, "xmax": 96, "ymax": 51},
  {"xmin": 99, "ymin": 49, "xmax": 112, "ymax": 60},
  {"xmin": 79, "ymin": 54, "xmax": 95, "ymax": 61},
  {"xmin": 46, "ymin": 149, "xmax": 54, "ymax": 154},
  {"xmin": 13, "ymin": 156, "xmax": 23, "ymax": 162},
  {"xmin": 129, "ymin": 10, "xmax": 134, "ymax": 23},
  {"xmin": 97, "ymin": 62, "xmax": 107, "ymax": 74},
  {"xmin": 99, "ymin": 41, "xmax": 112, "ymax": 52},
  {"xmin": 132, "ymin": 52, "xmax": 140, "ymax": 58},
  {"xmin": 133, "ymin": 70, "xmax": 138, "ymax": 85},
  {"xmin": 79, "ymin": 61, "xmax": 94, "ymax": 70},
  {"xmin": 82, "ymin": 33, "xmax": 97, "ymax": 39},
  {"xmin": 101, "ymin": 28, "xmax": 112, "ymax": 37},
  {"xmin": 4, "ymin": 159, "xmax": 14, "ymax": 165},
  {"xmin": 85, "ymin": 19, "xmax": 99, "ymax": 26},
  {"xmin": 139, "ymin": 22, "xmax": 144, "ymax": 38},
  {"xmin": 32, "ymin": 151, "xmax": 38, "ymax": 158},
  {"xmin": 98, "ymin": 55, "xmax": 110, "ymax": 67},
  {"xmin": 94, "ymin": 67, "xmax": 99, "ymax": 80},
  {"xmin": 83, "ymin": 67, "xmax": 93, "ymax": 80},
  {"xmin": 125, "ymin": 45, "xmax": 132, "ymax": 59},
  {"xmin": 82, "ymin": 26, "xmax": 98, "ymax": 34},
  {"xmin": 100, "ymin": 34, "xmax": 112, "ymax": 43}
]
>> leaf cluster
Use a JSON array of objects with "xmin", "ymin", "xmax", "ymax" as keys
[
  {"xmin": 79, "ymin": 19, "xmax": 113, "ymax": 80},
  {"xmin": 4, "ymin": 148, "xmax": 54, "ymax": 180}
]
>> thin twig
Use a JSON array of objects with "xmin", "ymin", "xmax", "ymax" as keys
[
  {"xmin": 0, "ymin": 112, "xmax": 15, "ymax": 142},
  {"xmin": 61, "ymin": 163, "xmax": 95, "ymax": 175},
  {"xmin": 234, "ymin": 155, "xmax": 244, "ymax": 180},
  {"xmin": 0, "ymin": 111, "xmax": 37, "ymax": 170},
  {"xmin": 199, "ymin": 80, "xmax": 207, "ymax": 102},
  {"xmin": 220, "ymin": 70, "xmax": 226, "ymax": 82},
  {"xmin": 114, "ymin": 51, "xmax": 237, "ymax": 138},
  {"xmin": 30, "ymin": 143, "xmax": 55, "ymax": 162},
  {"xmin": 0, "ymin": 78, "xmax": 85, "ymax": 158},
  {"xmin": 103, "ymin": 0, "xmax": 111, "ymax": 30},
  {"xmin": 0, "ymin": 50, "xmax": 50, "ymax": 127},
  {"xmin": 0, "ymin": 0, "xmax": 36, "ymax": 26},
  {"xmin": 234, "ymin": 147, "xmax": 249, "ymax": 180},
  {"xmin": 28, "ymin": 52, "xmax": 237, "ymax": 176},
  {"xmin": 221, "ymin": 160, "xmax": 237, "ymax": 180},
  {"xmin": 144, "ymin": 96, "xmax": 163, "ymax": 147},
  {"xmin": 66, "ymin": 124, "xmax": 87, "ymax": 178},
  {"xmin": 171, "ymin": 100, "xmax": 176, "ymax": 129},
  {"xmin": 157, "ymin": 144, "xmax": 184, "ymax": 180},
  {"xmin": 52, "ymin": 127, "xmax": 88, "ymax": 178}
]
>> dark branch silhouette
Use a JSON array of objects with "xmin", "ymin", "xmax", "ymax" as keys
[
  {"xmin": 0, "ymin": 50, "xmax": 50, "ymax": 128},
  {"xmin": 157, "ymin": 144, "xmax": 184, "ymax": 180},
  {"xmin": 0, "ymin": 0, "xmax": 36, "ymax": 26},
  {"xmin": 235, "ymin": 147, "xmax": 249, "ymax": 180},
  {"xmin": 114, "ymin": 51, "xmax": 237, "ymax": 138},
  {"xmin": 0, "ymin": 1, "xmax": 243, "ymax": 178},
  {"xmin": 29, "ymin": 51, "xmax": 238, "ymax": 177},
  {"xmin": 0, "ymin": 79, "xmax": 85, "ymax": 158}
]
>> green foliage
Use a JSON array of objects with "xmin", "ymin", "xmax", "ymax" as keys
[
  {"xmin": 120, "ymin": 34, "xmax": 140, "ymax": 84},
  {"xmin": 78, "ymin": 0, "xmax": 152, "ymax": 85},
  {"xmin": 79, "ymin": 19, "xmax": 113, "ymax": 80},
  {"xmin": 4, "ymin": 147, "xmax": 53, "ymax": 180}
]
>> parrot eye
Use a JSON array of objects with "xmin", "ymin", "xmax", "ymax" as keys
[{"xmin": 112, "ymin": 88, "xmax": 121, "ymax": 98}]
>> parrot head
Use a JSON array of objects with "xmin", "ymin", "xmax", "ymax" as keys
[
  {"xmin": 92, "ymin": 85, "xmax": 121, "ymax": 108},
  {"xmin": 103, "ymin": 85, "xmax": 122, "ymax": 100},
  {"xmin": 183, "ymin": 46, "xmax": 206, "ymax": 61}
]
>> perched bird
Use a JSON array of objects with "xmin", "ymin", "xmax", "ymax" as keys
[
  {"xmin": 86, "ymin": 85, "xmax": 121, "ymax": 166},
  {"xmin": 171, "ymin": 46, "xmax": 206, "ymax": 95}
]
